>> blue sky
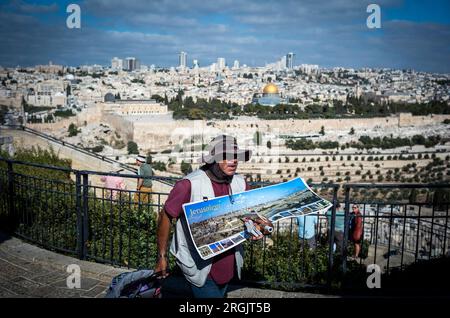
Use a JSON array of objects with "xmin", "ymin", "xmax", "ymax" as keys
[
  {"xmin": 0, "ymin": 0, "xmax": 449, "ymax": 72},
  {"xmin": 184, "ymin": 177, "xmax": 307, "ymax": 224}
]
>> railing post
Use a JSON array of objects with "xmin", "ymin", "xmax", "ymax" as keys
[
  {"xmin": 82, "ymin": 173, "xmax": 89, "ymax": 260},
  {"xmin": 7, "ymin": 160, "xmax": 15, "ymax": 230},
  {"xmin": 342, "ymin": 186, "xmax": 351, "ymax": 274},
  {"xmin": 75, "ymin": 171, "xmax": 83, "ymax": 259},
  {"xmin": 327, "ymin": 185, "xmax": 338, "ymax": 288}
]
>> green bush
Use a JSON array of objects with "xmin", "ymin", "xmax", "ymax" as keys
[
  {"xmin": 91, "ymin": 145, "xmax": 104, "ymax": 153},
  {"xmin": 181, "ymin": 161, "xmax": 193, "ymax": 175},
  {"xmin": 152, "ymin": 161, "xmax": 166, "ymax": 171},
  {"xmin": 68, "ymin": 123, "xmax": 80, "ymax": 137},
  {"xmin": 127, "ymin": 141, "xmax": 139, "ymax": 155}
]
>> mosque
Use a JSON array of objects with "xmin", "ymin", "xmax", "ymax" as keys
[{"xmin": 252, "ymin": 82, "xmax": 287, "ymax": 106}]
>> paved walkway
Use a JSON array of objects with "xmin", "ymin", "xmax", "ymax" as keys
[{"xmin": 0, "ymin": 232, "xmax": 336, "ymax": 298}]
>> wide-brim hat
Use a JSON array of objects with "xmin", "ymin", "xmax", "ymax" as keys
[
  {"xmin": 136, "ymin": 155, "xmax": 146, "ymax": 163},
  {"xmin": 198, "ymin": 135, "xmax": 252, "ymax": 164}
]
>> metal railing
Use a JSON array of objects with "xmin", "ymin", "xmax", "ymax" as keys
[
  {"xmin": 0, "ymin": 156, "xmax": 449, "ymax": 290},
  {"xmin": 1, "ymin": 124, "xmax": 137, "ymax": 173},
  {"xmin": 341, "ymin": 183, "xmax": 450, "ymax": 276}
]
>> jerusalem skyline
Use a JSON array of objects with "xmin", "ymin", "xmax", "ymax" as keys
[{"xmin": 0, "ymin": 0, "xmax": 450, "ymax": 73}]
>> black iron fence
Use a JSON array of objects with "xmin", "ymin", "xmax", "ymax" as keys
[{"xmin": 0, "ymin": 156, "xmax": 449, "ymax": 290}]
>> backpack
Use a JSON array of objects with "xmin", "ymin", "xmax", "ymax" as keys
[{"xmin": 105, "ymin": 269, "xmax": 162, "ymax": 298}]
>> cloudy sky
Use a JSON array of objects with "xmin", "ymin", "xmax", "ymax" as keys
[{"xmin": 1, "ymin": 0, "xmax": 449, "ymax": 72}]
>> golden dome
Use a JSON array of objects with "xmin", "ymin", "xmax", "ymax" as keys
[{"xmin": 263, "ymin": 83, "xmax": 279, "ymax": 94}]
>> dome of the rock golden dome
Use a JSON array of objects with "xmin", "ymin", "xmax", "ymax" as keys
[{"xmin": 263, "ymin": 83, "xmax": 279, "ymax": 94}]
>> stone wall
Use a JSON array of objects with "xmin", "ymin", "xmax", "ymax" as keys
[
  {"xmin": 102, "ymin": 113, "xmax": 134, "ymax": 142},
  {"xmin": 130, "ymin": 113, "xmax": 450, "ymax": 151},
  {"xmin": 27, "ymin": 106, "xmax": 102, "ymax": 131},
  {"xmin": 398, "ymin": 113, "xmax": 450, "ymax": 127}
]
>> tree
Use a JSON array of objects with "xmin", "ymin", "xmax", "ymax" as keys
[
  {"xmin": 254, "ymin": 131, "xmax": 262, "ymax": 146},
  {"xmin": 152, "ymin": 161, "xmax": 167, "ymax": 171},
  {"xmin": 319, "ymin": 126, "xmax": 325, "ymax": 135},
  {"xmin": 68, "ymin": 123, "xmax": 79, "ymax": 137},
  {"xmin": 127, "ymin": 141, "xmax": 139, "ymax": 155},
  {"xmin": 266, "ymin": 140, "xmax": 272, "ymax": 149},
  {"xmin": 349, "ymin": 127, "xmax": 355, "ymax": 135},
  {"xmin": 181, "ymin": 161, "xmax": 193, "ymax": 175}
]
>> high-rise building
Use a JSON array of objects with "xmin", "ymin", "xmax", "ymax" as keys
[
  {"xmin": 217, "ymin": 57, "xmax": 226, "ymax": 70},
  {"xmin": 300, "ymin": 64, "xmax": 319, "ymax": 75},
  {"xmin": 286, "ymin": 52, "xmax": 295, "ymax": 69},
  {"xmin": 233, "ymin": 60, "xmax": 240, "ymax": 69},
  {"xmin": 193, "ymin": 59, "xmax": 199, "ymax": 69},
  {"xmin": 111, "ymin": 57, "xmax": 123, "ymax": 71},
  {"xmin": 124, "ymin": 57, "xmax": 139, "ymax": 71},
  {"xmin": 179, "ymin": 51, "xmax": 187, "ymax": 69}
]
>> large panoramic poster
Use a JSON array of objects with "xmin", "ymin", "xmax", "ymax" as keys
[{"xmin": 182, "ymin": 178, "xmax": 332, "ymax": 260}]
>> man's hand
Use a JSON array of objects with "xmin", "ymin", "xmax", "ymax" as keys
[
  {"xmin": 254, "ymin": 218, "xmax": 274, "ymax": 236},
  {"xmin": 154, "ymin": 255, "xmax": 169, "ymax": 279},
  {"xmin": 245, "ymin": 218, "xmax": 274, "ymax": 241}
]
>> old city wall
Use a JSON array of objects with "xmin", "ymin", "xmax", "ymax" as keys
[
  {"xmin": 132, "ymin": 120, "xmax": 217, "ymax": 151},
  {"xmin": 102, "ymin": 114, "xmax": 134, "ymax": 142},
  {"xmin": 27, "ymin": 106, "xmax": 102, "ymax": 131},
  {"xmin": 211, "ymin": 113, "xmax": 450, "ymax": 133},
  {"xmin": 398, "ymin": 113, "xmax": 450, "ymax": 127},
  {"xmin": 130, "ymin": 113, "xmax": 450, "ymax": 150}
]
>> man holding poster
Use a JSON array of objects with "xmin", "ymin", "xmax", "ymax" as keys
[{"xmin": 155, "ymin": 135, "xmax": 273, "ymax": 298}]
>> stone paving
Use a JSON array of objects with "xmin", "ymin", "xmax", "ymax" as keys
[{"xmin": 0, "ymin": 232, "xmax": 336, "ymax": 298}]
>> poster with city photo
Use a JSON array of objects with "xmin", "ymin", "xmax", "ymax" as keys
[{"xmin": 182, "ymin": 177, "xmax": 332, "ymax": 260}]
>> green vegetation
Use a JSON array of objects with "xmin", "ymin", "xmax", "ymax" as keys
[
  {"xmin": 285, "ymin": 139, "xmax": 339, "ymax": 150},
  {"xmin": 346, "ymin": 98, "xmax": 450, "ymax": 117},
  {"xmin": 24, "ymin": 105, "xmax": 53, "ymax": 114},
  {"xmin": 54, "ymin": 109, "xmax": 75, "ymax": 118},
  {"xmin": 170, "ymin": 94, "xmax": 450, "ymax": 120},
  {"xmin": 0, "ymin": 146, "xmax": 71, "ymax": 180},
  {"xmin": 151, "ymin": 94, "xmax": 165, "ymax": 103},
  {"xmin": 0, "ymin": 147, "xmax": 157, "ymax": 269},
  {"xmin": 287, "ymin": 134, "xmax": 442, "ymax": 151},
  {"xmin": 131, "ymin": 79, "xmax": 145, "ymax": 84},
  {"xmin": 254, "ymin": 131, "xmax": 262, "ymax": 146},
  {"xmin": 169, "ymin": 90, "xmax": 238, "ymax": 120},
  {"xmin": 353, "ymin": 135, "xmax": 441, "ymax": 150},
  {"xmin": 180, "ymin": 161, "xmax": 193, "ymax": 175},
  {"xmin": 86, "ymin": 145, "xmax": 104, "ymax": 153},
  {"xmin": 152, "ymin": 161, "xmax": 166, "ymax": 171},
  {"xmin": 127, "ymin": 141, "xmax": 139, "ymax": 155},
  {"xmin": 68, "ymin": 123, "xmax": 80, "ymax": 137}
]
